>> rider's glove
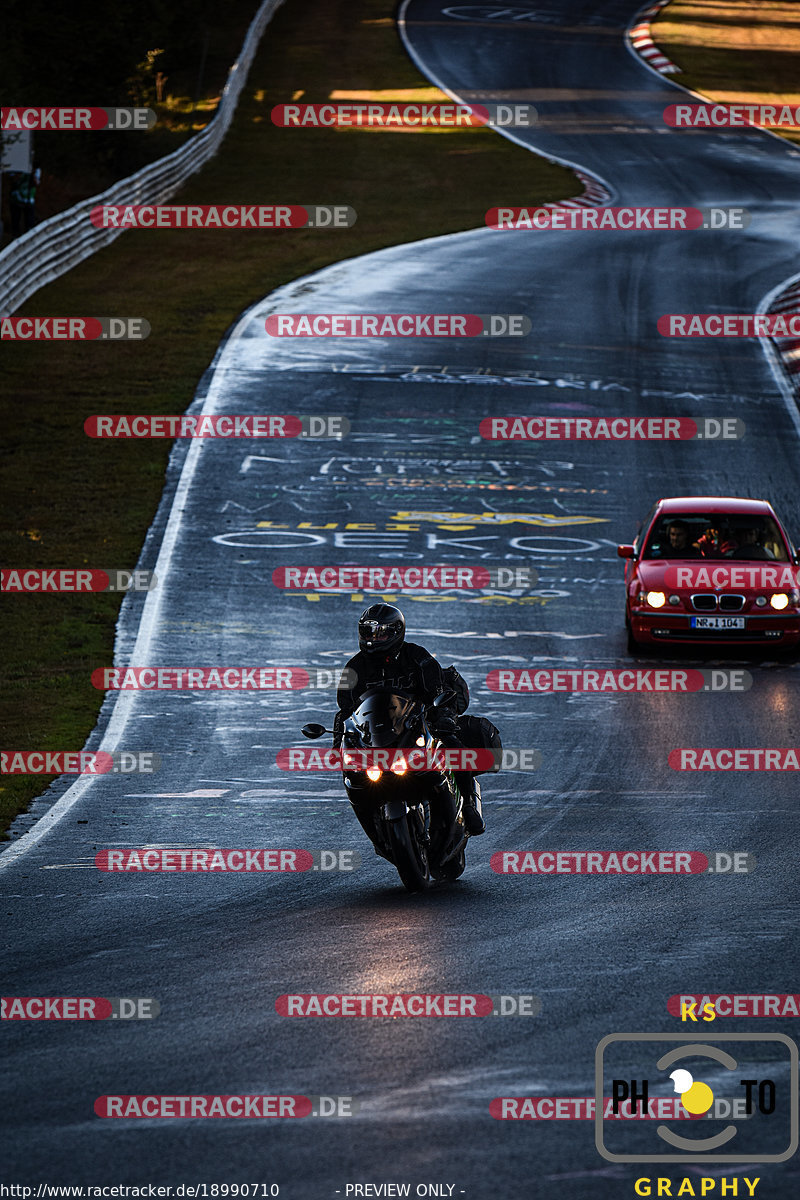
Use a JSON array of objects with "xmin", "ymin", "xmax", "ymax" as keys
[{"xmin": 429, "ymin": 713, "xmax": 457, "ymax": 736}]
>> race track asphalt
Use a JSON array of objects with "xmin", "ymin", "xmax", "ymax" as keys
[{"xmin": 2, "ymin": 2, "xmax": 799, "ymax": 1196}]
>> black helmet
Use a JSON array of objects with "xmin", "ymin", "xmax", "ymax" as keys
[{"xmin": 358, "ymin": 604, "xmax": 405, "ymax": 656}]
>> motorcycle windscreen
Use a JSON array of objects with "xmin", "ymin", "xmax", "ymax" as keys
[{"xmin": 350, "ymin": 689, "xmax": 418, "ymax": 748}]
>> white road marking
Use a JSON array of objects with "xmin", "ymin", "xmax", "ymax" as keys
[
  {"xmin": 120, "ymin": 790, "xmax": 230, "ymax": 799},
  {"xmin": 758, "ymin": 271, "xmax": 800, "ymax": 439}
]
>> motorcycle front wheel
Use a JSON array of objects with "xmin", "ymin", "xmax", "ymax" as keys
[
  {"xmin": 386, "ymin": 808, "xmax": 430, "ymax": 892},
  {"xmin": 432, "ymin": 847, "xmax": 466, "ymax": 882}
]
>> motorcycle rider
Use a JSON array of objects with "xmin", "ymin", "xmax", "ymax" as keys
[{"xmin": 334, "ymin": 604, "xmax": 486, "ymax": 835}]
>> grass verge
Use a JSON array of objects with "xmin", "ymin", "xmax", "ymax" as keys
[{"xmin": 652, "ymin": 0, "xmax": 800, "ymax": 143}]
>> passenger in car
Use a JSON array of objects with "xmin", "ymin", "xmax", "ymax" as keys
[
  {"xmin": 696, "ymin": 523, "xmax": 737, "ymax": 558},
  {"xmin": 727, "ymin": 525, "xmax": 776, "ymax": 560}
]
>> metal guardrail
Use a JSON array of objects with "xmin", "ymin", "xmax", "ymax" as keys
[{"xmin": 0, "ymin": 0, "xmax": 286, "ymax": 316}]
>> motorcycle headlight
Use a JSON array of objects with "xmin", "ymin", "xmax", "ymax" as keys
[
  {"xmin": 390, "ymin": 756, "xmax": 408, "ymax": 776},
  {"xmin": 366, "ymin": 766, "xmax": 382, "ymax": 782},
  {"xmin": 770, "ymin": 593, "xmax": 789, "ymax": 610},
  {"xmin": 646, "ymin": 591, "xmax": 666, "ymax": 608},
  {"xmin": 415, "ymin": 736, "xmax": 425, "ymax": 747}
]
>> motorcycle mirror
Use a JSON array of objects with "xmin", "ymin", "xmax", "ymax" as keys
[
  {"xmin": 432, "ymin": 690, "xmax": 455, "ymax": 708},
  {"xmin": 301, "ymin": 723, "xmax": 328, "ymax": 739}
]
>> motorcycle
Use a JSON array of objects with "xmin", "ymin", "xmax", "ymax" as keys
[{"xmin": 301, "ymin": 687, "xmax": 469, "ymax": 892}]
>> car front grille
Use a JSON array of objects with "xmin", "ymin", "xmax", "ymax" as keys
[{"xmin": 690, "ymin": 593, "xmax": 746, "ymax": 612}]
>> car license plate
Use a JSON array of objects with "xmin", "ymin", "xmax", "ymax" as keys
[{"xmin": 691, "ymin": 616, "xmax": 745, "ymax": 630}]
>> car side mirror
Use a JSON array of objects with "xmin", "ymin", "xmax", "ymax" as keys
[
  {"xmin": 617, "ymin": 544, "xmax": 635, "ymax": 559},
  {"xmin": 301, "ymin": 723, "xmax": 327, "ymax": 739}
]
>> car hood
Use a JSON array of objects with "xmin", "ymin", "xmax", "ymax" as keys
[
  {"xmin": 635, "ymin": 558, "xmax": 799, "ymax": 593},
  {"xmin": 635, "ymin": 560, "xmax": 673, "ymax": 588}
]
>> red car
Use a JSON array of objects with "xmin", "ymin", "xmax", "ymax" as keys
[{"xmin": 618, "ymin": 497, "xmax": 800, "ymax": 651}]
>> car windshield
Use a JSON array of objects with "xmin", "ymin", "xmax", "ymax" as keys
[{"xmin": 642, "ymin": 514, "xmax": 788, "ymax": 561}]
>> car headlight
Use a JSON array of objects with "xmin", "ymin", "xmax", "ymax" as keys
[
  {"xmin": 770, "ymin": 593, "xmax": 789, "ymax": 610},
  {"xmin": 646, "ymin": 591, "xmax": 666, "ymax": 608},
  {"xmin": 668, "ymin": 594, "xmax": 680, "ymax": 606},
  {"xmin": 755, "ymin": 596, "xmax": 768, "ymax": 607},
  {"xmin": 366, "ymin": 766, "xmax": 382, "ymax": 782}
]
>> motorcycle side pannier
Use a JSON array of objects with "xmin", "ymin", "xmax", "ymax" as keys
[{"xmin": 456, "ymin": 712, "xmax": 502, "ymax": 774}]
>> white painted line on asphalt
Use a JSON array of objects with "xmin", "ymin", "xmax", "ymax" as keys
[
  {"xmin": 40, "ymin": 864, "xmax": 96, "ymax": 870},
  {"xmin": 758, "ymin": 271, "xmax": 800, "ymax": 439}
]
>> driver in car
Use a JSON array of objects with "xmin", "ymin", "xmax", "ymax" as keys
[
  {"xmin": 666, "ymin": 520, "xmax": 701, "ymax": 556},
  {"xmin": 334, "ymin": 604, "xmax": 486, "ymax": 835}
]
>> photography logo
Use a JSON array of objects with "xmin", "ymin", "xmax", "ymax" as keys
[{"xmin": 595, "ymin": 1033, "xmax": 798, "ymax": 1162}]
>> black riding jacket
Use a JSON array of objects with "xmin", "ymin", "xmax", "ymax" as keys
[{"xmin": 336, "ymin": 641, "xmax": 444, "ymax": 719}]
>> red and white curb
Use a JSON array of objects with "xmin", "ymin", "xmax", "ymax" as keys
[
  {"xmin": 541, "ymin": 168, "xmax": 612, "ymax": 213},
  {"xmin": 628, "ymin": 0, "xmax": 682, "ymax": 75},
  {"xmin": 767, "ymin": 278, "xmax": 800, "ymax": 395}
]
